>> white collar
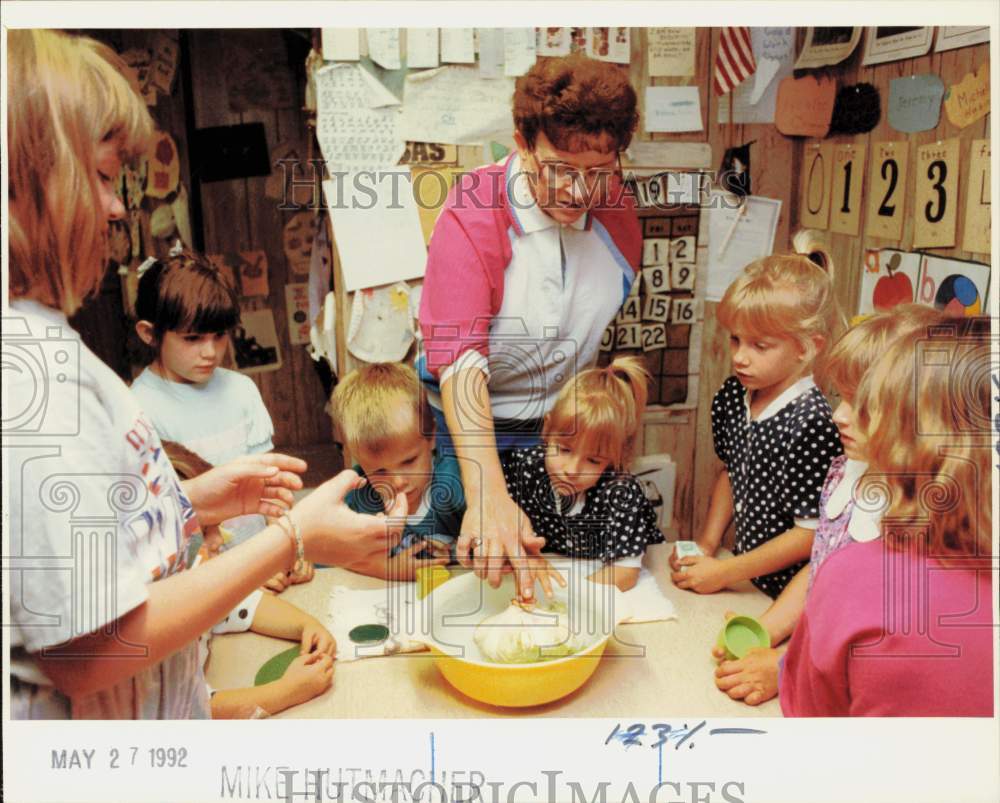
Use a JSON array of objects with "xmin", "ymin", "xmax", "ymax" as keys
[
  {"xmin": 9, "ymin": 299, "xmax": 78, "ymax": 338},
  {"xmin": 743, "ymin": 375, "xmax": 816, "ymax": 422},
  {"xmin": 508, "ymin": 153, "xmax": 589, "ymax": 234}
]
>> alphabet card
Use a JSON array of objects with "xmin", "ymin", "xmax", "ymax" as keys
[
  {"xmin": 915, "ymin": 255, "xmax": 990, "ymax": 316},
  {"xmin": 913, "ymin": 139, "xmax": 960, "ymax": 249},
  {"xmin": 859, "ymin": 249, "xmax": 921, "ymax": 314},
  {"xmin": 865, "ymin": 141, "xmax": 909, "ymax": 240},
  {"xmin": 962, "ymin": 139, "xmax": 991, "ymax": 255}
]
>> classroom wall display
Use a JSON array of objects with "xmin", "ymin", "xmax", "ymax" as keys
[
  {"xmin": 648, "ymin": 27, "xmax": 696, "ymax": 77},
  {"xmin": 794, "ymin": 27, "xmax": 862, "ymax": 69},
  {"xmin": 238, "ymin": 250, "xmax": 271, "ymax": 298},
  {"xmin": 943, "ymin": 63, "xmax": 990, "ymax": 129},
  {"xmin": 865, "ymin": 141, "xmax": 909, "ymax": 241},
  {"xmin": 285, "ymin": 283, "xmax": 311, "ymax": 345},
  {"xmin": 366, "ymin": 28, "xmax": 401, "ymax": 70},
  {"xmin": 961, "ymin": 139, "xmax": 991, "ymax": 255},
  {"xmin": 799, "ymin": 142, "xmax": 834, "ymax": 230},
  {"xmin": 282, "ymin": 212, "xmax": 318, "ymax": 277},
  {"xmin": 321, "ymin": 28, "xmax": 360, "ymax": 61},
  {"xmin": 586, "ymin": 27, "xmax": 631, "ymax": 64},
  {"xmin": 717, "ymin": 27, "xmax": 794, "ymax": 125},
  {"xmin": 861, "ymin": 27, "xmax": 933, "ymax": 66},
  {"xmin": 828, "ymin": 143, "xmax": 866, "ymax": 236},
  {"xmin": 774, "ymin": 74, "xmax": 837, "ymax": 137},
  {"xmin": 537, "ymin": 27, "xmax": 571, "ymax": 58},
  {"xmin": 145, "ymin": 130, "xmax": 180, "ymax": 199},
  {"xmin": 347, "ymin": 283, "xmax": 415, "ymax": 363},
  {"xmin": 912, "ymin": 138, "xmax": 960, "ymax": 249},
  {"xmin": 828, "ymin": 83, "xmax": 881, "ymax": 135},
  {"xmin": 915, "ymin": 255, "xmax": 990, "ymax": 316},
  {"xmin": 234, "ymin": 308, "xmax": 283, "ymax": 374},
  {"xmin": 934, "ymin": 26, "xmax": 990, "ymax": 53},
  {"xmin": 887, "ymin": 74, "xmax": 945, "ymax": 133},
  {"xmin": 859, "ymin": 249, "xmax": 921, "ymax": 314}
]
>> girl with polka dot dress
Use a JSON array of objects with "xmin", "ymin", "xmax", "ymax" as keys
[
  {"xmin": 500, "ymin": 357, "xmax": 664, "ymax": 592},
  {"xmin": 671, "ymin": 255, "xmax": 844, "ymax": 599}
]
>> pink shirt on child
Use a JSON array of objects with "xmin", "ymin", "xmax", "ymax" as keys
[{"xmin": 780, "ymin": 539, "xmax": 994, "ymax": 717}]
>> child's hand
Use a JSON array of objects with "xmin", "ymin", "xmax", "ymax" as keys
[
  {"xmin": 671, "ymin": 555, "xmax": 732, "ymax": 594},
  {"xmin": 510, "ymin": 554, "xmax": 567, "ymax": 601},
  {"xmin": 711, "ymin": 610, "xmax": 740, "ymax": 662},
  {"xmin": 378, "ymin": 539, "xmax": 451, "ymax": 581},
  {"xmin": 262, "ymin": 571, "xmax": 292, "ymax": 593},
  {"xmin": 288, "ymin": 559, "xmax": 315, "ymax": 585},
  {"xmin": 184, "ymin": 453, "xmax": 307, "ymax": 525},
  {"xmin": 714, "ymin": 647, "xmax": 781, "ymax": 707},
  {"xmin": 279, "ymin": 652, "xmax": 334, "ymax": 707},
  {"xmin": 300, "ymin": 617, "xmax": 336, "ymax": 657}
]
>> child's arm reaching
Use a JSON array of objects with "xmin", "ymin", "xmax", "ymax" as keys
[
  {"xmin": 587, "ymin": 564, "xmax": 641, "ymax": 592},
  {"xmin": 670, "ymin": 470, "xmax": 733, "ymax": 572},
  {"xmin": 210, "ymin": 652, "xmax": 334, "ymax": 719},
  {"xmin": 672, "ymin": 525, "xmax": 814, "ymax": 594},
  {"xmin": 249, "ymin": 593, "xmax": 336, "ymax": 656}
]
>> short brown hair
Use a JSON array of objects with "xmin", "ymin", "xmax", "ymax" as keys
[
  {"xmin": 513, "ymin": 55, "xmax": 638, "ymax": 153},
  {"xmin": 328, "ymin": 363, "xmax": 433, "ymax": 455}
]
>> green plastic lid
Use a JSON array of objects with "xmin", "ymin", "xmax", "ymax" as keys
[{"xmin": 254, "ymin": 646, "xmax": 300, "ymax": 686}]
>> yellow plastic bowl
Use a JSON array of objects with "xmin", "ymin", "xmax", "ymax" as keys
[{"xmin": 418, "ymin": 570, "xmax": 622, "ymax": 708}]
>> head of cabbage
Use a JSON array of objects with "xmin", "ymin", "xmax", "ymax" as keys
[{"xmin": 473, "ymin": 600, "xmax": 594, "ymax": 664}]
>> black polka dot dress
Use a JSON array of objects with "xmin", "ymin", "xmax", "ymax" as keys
[
  {"xmin": 710, "ymin": 376, "xmax": 843, "ymax": 598},
  {"xmin": 500, "ymin": 445, "xmax": 664, "ymax": 562}
]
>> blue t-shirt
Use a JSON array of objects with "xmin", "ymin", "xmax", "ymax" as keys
[
  {"xmin": 346, "ymin": 451, "xmax": 465, "ymax": 558},
  {"xmin": 130, "ymin": 366, "xmax": 274, "ymax": 466}
]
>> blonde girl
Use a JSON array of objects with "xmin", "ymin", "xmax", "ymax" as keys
[
  {"xmin": 671, "ymin": 254, "xmax": 845, "ymax": 599},
  {"xmin": 7, "ymin": 29, "xmax": 393, "ymax": 719},
  {"xmin": 713, "ymin": 305, "xmax": 942, "ymax": 707},
  {"xmin": 780, "ymin": 312, "xmax": 993, "ymax": 716},
  {"xmin": 499, "ymin": 356, "xmax": 663, "ymax": 591}
]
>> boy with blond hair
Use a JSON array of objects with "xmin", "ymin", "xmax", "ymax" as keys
[{"xmin": 328, "ymin": 363, "xmax": 463, "ymax": 580}]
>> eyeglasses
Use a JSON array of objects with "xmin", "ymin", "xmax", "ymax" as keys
[{"xmin": 529, "ymin": 151, "xmax": 622, "ymax": 189}]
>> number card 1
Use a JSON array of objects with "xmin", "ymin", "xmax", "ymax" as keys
[
  {"xmin": 829, "ymin": 143, "xmax": 866, "ymax": 236},
  {"xmin": 642, "ymin": 238, "xmax": 670, "ymax": 267},
  {"xmin": 866, "ymin": 141, "xmax": 909, "ymax": 240},
  {"xmin": 913, "ymin": 138, "xmax": 960, "ymax": 249},
  {"xmin": 799, "ymin": 142, "xmax": 834, "ymax": 230}
]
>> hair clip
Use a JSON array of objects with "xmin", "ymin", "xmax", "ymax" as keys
[{"xmin": 136, "ymin": 256, "xmax": 158, "ymax": 277}]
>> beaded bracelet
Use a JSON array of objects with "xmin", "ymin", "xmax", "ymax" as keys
[{"xmin": 276, "ymin": 514, "xmax": 304, "ymax": 573}]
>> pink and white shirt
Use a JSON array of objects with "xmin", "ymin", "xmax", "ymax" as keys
[{"xmin": 418, "ymin": 153, "xmax": 641, "ymax": 421}]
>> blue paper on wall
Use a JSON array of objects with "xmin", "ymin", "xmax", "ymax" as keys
[{"xmin": 887, "ymin": 74, "xmax": 944, "ymax": 133}]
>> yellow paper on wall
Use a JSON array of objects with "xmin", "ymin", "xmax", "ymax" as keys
[
  {"xmin": 412, "ymin": 167, "xmax": 464, "ymax": 246},
  {"xmin": 943, "ymin": 63, "xmax": 990, "ymax": 129},
  {"xmin": 913, "ymin": 138, "xmax": 960, "ymax": 249},
  {"xmin": 962, "ymin": 139, "xmax": 991, "ymax": 255},
  {"xmin": 865, "ymin": 141, "xmax": 909, "ymax": 241},
  {"xmin": 799, "ymin": 143, "xmax": 834, "ymax": 230},
  {"xmin": 829, "ymin": 143, "xmax": 866, "ymax": 236}
]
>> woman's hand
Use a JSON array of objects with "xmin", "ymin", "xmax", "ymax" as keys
[
  {"xmin": 289, "ymin": 470, "xmax": 405, "ymax": 569},
  {"xmin": 457, "ymin": 486, "xmax": 546, "ymax": 601},
  {"xmin": 184, "ymin": 453, "xmax": 307, "ymax": 526}
]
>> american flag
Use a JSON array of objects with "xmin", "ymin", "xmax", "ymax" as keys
[{"xmin": 714, "ymin": 27, "xmax": 757, "ymax": 96}]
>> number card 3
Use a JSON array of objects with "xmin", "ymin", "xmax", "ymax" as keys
[
  {"xmin": 866, "ymin": 141, "xmax": 909, "ymax": 240},
  {"xmin": 913, "ymin": 138, "xmax": 960, "ymax": 249}
]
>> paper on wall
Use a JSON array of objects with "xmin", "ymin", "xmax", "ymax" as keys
[
  {"xmin": 537, "ymin": 27, "xmax": 570, "ymax": 57},
  {"xmin": 935, "ymin": 26, "xmax": 989, "ymax": 52},
  {"xmin": 347, "ymin": 282, "xmax": 416, "ymax": 363},
  {"xmin": 858, "ymin": 249, "xmax": 921, "ymax": 315},
  {"xmin": 706, "ymin": 193, "xmax": 781, "ymax": 302},
  {"xmin": 644, "ymin": 86, "xmax": 703, "ymax": 133},
  {"xmin": 400, "ymin": 66, "xmax": 515, "ymax": 145},
  {"xmin": 586, "ymin": 27, "xmax": 630, "ymax": 64},
  {"xmin": 503, "ymin": 28, "xmax": 536, "ymax": 77},
  {"xmin": 285, "ymin": 283, "xmax": 311, "ymax": 345},
  {"xmin": 794, "ymin": 27, "xmax": 862, "ymax": 69},
  {"xmin": 366, "ymin": 28, "xmax": 401, "ymax": 70},
  {"xmin": 441, "ymin": 28, "xmax": 475, "ymax": 63},
  {"xmin": 406, "ymin": 28, "xmax": 440, "ymax": 69},
  {"xmin": 861, "ymin": 27, "xmax": 933, "ymax": 66},
  {"xmin": 478, "ymin": 28, "xmax": 505, "ymax": 79},
  {"xmin": 323, "ymin": 172, "xmax": 427, "ymax": 292},
  {"xmin": 718, "ymin": 27, "xmax": 793, "ymax": 124},
  {"xmin": 962, "ymin": 140, "xmax": 991, "ymax": 255},
  {"xmin": 322, "ymin": 28, "xmax": 360, "ymax": 61},
  {"xmin": 315, "ymin": 63, "xmax": 405, "ymax": 174},
  {"xmin": 648, "ymin": 28, "xmax": 695, "ymax": 77}
]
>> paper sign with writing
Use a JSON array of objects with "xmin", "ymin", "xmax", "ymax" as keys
[
  {"xmin": 829, "ymin": 144, "xmax": 866, "ymax": 236},
  {"xmin": 861, "ymin": 27, "xmax": 933, "ymax": 66},
  {"xmin": 648, "ymin": 28, "xmax": 695, "ymax": 77},
  {"xmin": 858, "ymin": 249, "xmax": 921, "ymax": 314},
  {"xmin": 398, "ymin": 142, "xmax": 459, "ymax": 166},
  {"xmin": 440, "ymin": 28, "xmax": 475, "ymax": 63},
  {"xmin": 865, "ymin": 141, "xmax": 909, "ymax": 241},
  {"xmin": 794, "ymin": 27, "xmax": 862, "ymax": 69},
  {"xmin": 943, "ymin": 64, "xmax": 990, "ymax": 129},
  {"xmin": 322, "ymin": 29, "xmax": 360, "ymax": 61},
  {"xmin": 935, "ymin": 26, "xmax": 989, "ymax": 53},
  {"xmin": 887, "ymin": 74, "xmax": 944, "ymax": 133},
  {"xmin": 537, "ymin": 28, "xmax": 570, "ymax": 57},
  {"xmin": 775, "ymin": 75, "xmax": 836, "ymax": 137},
  {"xmin": 916, "ymin": 254, "xmax": 990, "ymax": 316},
  {"xmin": 477, "ymin": 28, "xmax": 504, "ymax": 78},
  {"xmin": 401, "ymin": 66, "xmax": 515, "ymax": 145},
  {"xmin": 644, "ymin": 87, "xmax": 703, "ymax": 133},
  {"xmin": 913, "ymin": 139, "xmax": 960, "ymax": 249},
  {"xmin": 405, "ymin": 28, "xmax": 439, "ymax": 69},
  {"xmin": 799, "ymin": 143, "xmax": 834, "ymax": 230},
  {"xmin": 366, "ymin": 30, "xmax": 400, "ymax": 70},
  {"xmin": 503, "ymin": 28, "xmax": 537, "ymax": 77},
  {"xmin": 962, "ymin": 139, "xmax": 991, "ymax": 255}
]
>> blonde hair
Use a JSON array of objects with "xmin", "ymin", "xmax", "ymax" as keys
[
  {"xmin": 717, "ymin": 254, "xmax": 845, "ymax": 367},
  {"xmin": 328, "ymin": 363, "xmax": 432, "ymax": 455},
  {"xmin": 7, "ymin": 30, "xmax": 153, "ymax": 316},
  {"xmin": 856, "ymin": 313, "xmax": 991, "ymax": 560},
  {"xmin": 819, "ymin": 305, "xmax": 943, "ymax": 401},
  {"xmin": 543, "ymin": 356, "xmax": 650, "ymax": 470}
]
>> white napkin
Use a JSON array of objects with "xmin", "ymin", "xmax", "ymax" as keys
[
  {"xmin": 326, "ymin": 583, "xmax": 429, "ymax": 663},
  {"xmin": 617, "ymin": 567, "xmax": 677, "ymax": 624}
]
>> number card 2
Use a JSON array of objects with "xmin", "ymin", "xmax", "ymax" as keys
[
  {"xmin": 829, "ymin": 143, "xmax": 866, "ymax": 236},
  {"xmin": 642, "ymin": 238, "xmax": 670, "ymax": 267},
  {"xmin": 642, "ymin": 265, "xmax": 670, "ymax": 294},
  {"xmin": 670, "ymin": 235, "xmax": 696, "ymax": 264},
  {"xmin": 799, "ymin": 142, "xmax": 834, "ymax": 230},
  {"xmin": 866, "ymin": 141, "xmax": 909, "ymax": 240},
  {"xmin": 642, "ymin": 293, "xmax": 671, "ymax": 322},
  {"xmin": 913, "ymin": 138, "xmax": 959, "ymax": 249}
]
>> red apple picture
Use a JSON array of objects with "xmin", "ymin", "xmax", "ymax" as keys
[{"xmin": 872, "ymin": 254, "xmax": 913, "ymax": 310}]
